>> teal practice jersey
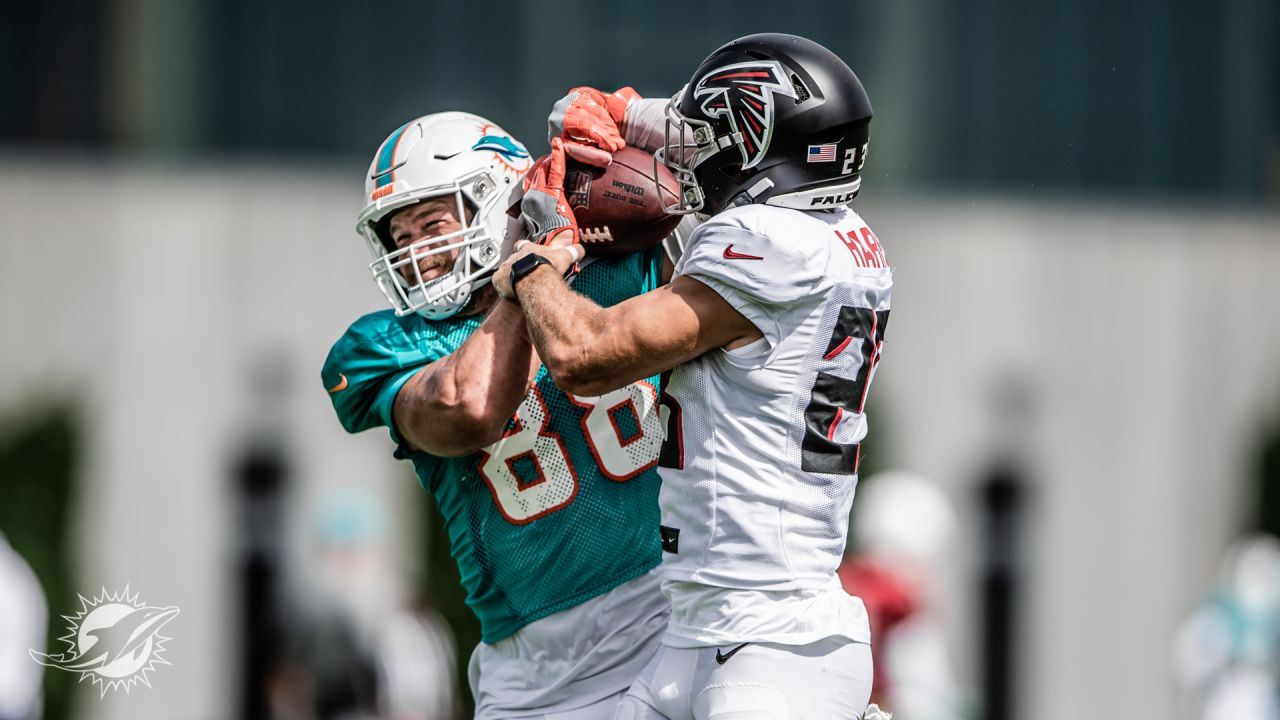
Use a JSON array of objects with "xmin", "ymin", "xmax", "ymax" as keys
[{"xmin": 322, "ymin": 250, "xmax": 665, "ymax": 642}]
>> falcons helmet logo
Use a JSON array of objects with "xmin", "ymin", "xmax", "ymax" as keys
[{"xmin": 692, "ymin": 60, "xmax": 797, "ymax": 170}]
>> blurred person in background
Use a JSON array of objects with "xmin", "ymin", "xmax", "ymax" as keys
[
  {"xmin": 269, "ymin": 491, "xmax": 456, "ymax": 720},
  {"xmin": 1173, "ymin": 533, "xmax": 1280, "ymax": 720},
  {"xmin": 321, "ymin": 112, "xmax": 671, "ymax": 719},
  {"xmin": 840, "ymin": 471, "xmax": 969, "ymax": 720},
  {"xmin": 499, "ymin": 32, "xmax": 889, "ymax": 719},
  {"xmin": 0, "ymin": 531, "xmax": 45, "ymax": 720}
]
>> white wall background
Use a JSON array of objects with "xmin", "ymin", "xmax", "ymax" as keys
[{"xmin": 0, "ymin": 160, "xmax": 1277, "ymax": 720}]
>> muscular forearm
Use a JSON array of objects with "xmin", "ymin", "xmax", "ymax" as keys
[
  {"xmin": 426, "ymin": 299, "xmax": 533, "ymax": 412},
  {"xmin": 514, "ymin": 264, "xmax": 762, "ymax": 398},
  {"xmin": 398, "ymin": 298, "xmax": 536, "ymax": 455},
  {"xmin": 516, "ymin": 268, "xmax": 622, "ymax": 396}
]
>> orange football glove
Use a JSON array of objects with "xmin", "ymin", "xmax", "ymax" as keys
[
  {"xmin": 520, "ymin": 138, "xmax": 579, "ymax": 244},
  {"xmin": 547, "ymin": 86, "xmax": 641, "ymax": 167}
]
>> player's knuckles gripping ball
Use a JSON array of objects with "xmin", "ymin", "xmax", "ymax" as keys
[
  {"xmin": 549, "ymin": 87, "xmax": 612, "ymax": 145},
  {"xmin": 565, "ymin": 104, "xmax": 623, "ymax": 148},
  {"xmin": 601, "ymin": 87, "xmax": 641, "ymax": 122},
  {"xmin": 554, "ymin": 87, "xmax": 634, "ymax": 166},
  {"xmin": 548, "ymin": 86, "xmax": 642, "ymax": 169},
  {"xmin": 563, "ymin": 143, "xmax": 614, "ymax": 168}
]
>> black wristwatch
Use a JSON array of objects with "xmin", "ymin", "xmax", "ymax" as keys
[{"xmin": 509, "ymin": 253, "xmax": 554, "ymax": 298}]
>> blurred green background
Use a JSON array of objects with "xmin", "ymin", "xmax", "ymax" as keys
[{"xmin": 3, "ymin": 1, "xmax": 1275, "ymax": 197}]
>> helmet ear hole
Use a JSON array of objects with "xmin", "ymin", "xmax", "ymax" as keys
[{"xmin": 790, "ymin": 75, "xmax": 810, "ymax": 103}]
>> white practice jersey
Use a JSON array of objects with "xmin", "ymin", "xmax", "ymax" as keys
[{"xmin": 657, "ymin": 203, "xmax": 891, "ymax": 647}]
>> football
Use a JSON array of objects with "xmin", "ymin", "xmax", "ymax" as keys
[{"xmin": 563, "ymin": 147, "xmax": 682, "ymax": 257}]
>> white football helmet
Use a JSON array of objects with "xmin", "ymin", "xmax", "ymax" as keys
[{"xmin": 357, "ymin": 112, "xmax": 532, "ymax": 319}]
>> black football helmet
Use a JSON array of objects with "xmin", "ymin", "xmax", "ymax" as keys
[{"xmin": 654, "ymin": 33, "xmax": 873, "ymax": 215}]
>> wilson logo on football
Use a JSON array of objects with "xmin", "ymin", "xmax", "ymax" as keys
[{"xmin": 692, "ymin": 60, "xmax": 796, "ymax": 169}]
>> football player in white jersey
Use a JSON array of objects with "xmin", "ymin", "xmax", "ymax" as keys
[{"xmin": 496, "ymin": 34, "xmax": 890, "ymax": 719}]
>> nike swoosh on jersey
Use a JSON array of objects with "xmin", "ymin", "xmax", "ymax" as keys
[
  {"xmin": 723, "ymin": 244, "xmax": 764, "ymax": 260},
  {"xmin": 327, "ymin": 373, "xmax": 349, "ymax": 393},
  {"xmin": 715, "ymin": 642, "xmax": 750, "ymax": 665}
]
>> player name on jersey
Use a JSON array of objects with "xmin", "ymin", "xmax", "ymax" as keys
[{"xmin": 835, "ymin": 226, "xmax": 887, "ymax": 269}]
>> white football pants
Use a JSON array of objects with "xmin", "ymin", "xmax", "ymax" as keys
[{"xmin": 611, "ymin": 636, "xmax": 873, "ymax": 720}]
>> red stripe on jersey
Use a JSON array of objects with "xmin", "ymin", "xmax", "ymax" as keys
[
  {"xmin": 827, "ymin": 407, "xmax": 844, "ymax": 441},
  {"xmin": 824, "ymin": 336, "xmax": 853, "ymax": 360}
]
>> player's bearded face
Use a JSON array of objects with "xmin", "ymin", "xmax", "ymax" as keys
[{"xmin": 387, "ymin": 198, "xmax": 472, "ymax": 284}]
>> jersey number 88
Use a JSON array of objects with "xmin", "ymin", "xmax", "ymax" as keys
[{"xmin": 478, "ymin": 382, "xmax": 661, "ymax": 524}]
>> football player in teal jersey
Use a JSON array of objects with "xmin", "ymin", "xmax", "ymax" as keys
[{"xmin": 321, "ymin": 112, "xmax": 670, "ymax": 719}]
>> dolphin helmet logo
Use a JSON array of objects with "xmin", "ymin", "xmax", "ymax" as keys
[
  {"xmin": 31, "ymin": 587, "xmax": 179, "ymax": 696},
  {"xmin": 472, "ymin": 134, "xmax": 530, "ymax": 163}
]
